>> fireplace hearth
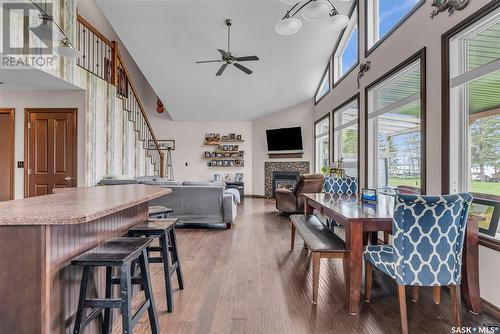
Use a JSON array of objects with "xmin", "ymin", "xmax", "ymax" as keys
[{"xmin": 272, "ymin": 171, "xmax": 300, "ymax": 198}]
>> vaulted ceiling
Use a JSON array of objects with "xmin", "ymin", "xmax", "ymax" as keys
[{"xmin": 97, "ymin": 0, "xmax": 353, "ymax": 121}]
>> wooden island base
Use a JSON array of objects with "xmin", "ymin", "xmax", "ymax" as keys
[{"xmin": 0, "ymin": 185, "xmax": 170, "ymax": 334}]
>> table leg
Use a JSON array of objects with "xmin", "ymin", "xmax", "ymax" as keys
[
  {"xmin": 304, "ymin": 198, "xmax": 314, "ymax": 215},
  {"xmin": 345, "ymin": 221, "xmax": 363, "ymax": 315},
  {"xmin": 461, "ymin": 219, "xmax": 481, "ymax": 313}
]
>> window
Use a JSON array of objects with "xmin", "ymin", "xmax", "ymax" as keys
[
  {"xmin": 332, "ymin": 5, "xmax": 358, "ymax": 84},
  {"xmin": 333, "ymin": 97, "xmax": 359, "ymax": 179},
  {"xmin": 315, "ymin": 115, "xmax": 330, "ymax": 173},
  {"xmin": 315, "ymin": 66, "xmax": 330, "ymax": 103},
  {"xmin": 448, "ymin": 7, "xmax": 500, "ymax": 206},
  {"xmin": 366, "ymin": 0, "xmax": 423, "ymax": 52},
  {"xmin": 366, "ymin": 53, "xmax": 424, "ymax": 194}
]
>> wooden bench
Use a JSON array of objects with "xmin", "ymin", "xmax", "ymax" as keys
[{"xmin": 290, "ymin": 214, "xmax": 347, "ymax": 304}]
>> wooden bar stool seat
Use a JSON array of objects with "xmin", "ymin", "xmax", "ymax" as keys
[
  {"xmin": 71, "ymin": 237, "xmax": 159, "ymax": 334},
  {"xmin": 129, "ymin": 218, "xmax": 184, "ymax": 313}
]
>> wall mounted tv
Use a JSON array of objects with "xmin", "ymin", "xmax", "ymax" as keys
[{"xmin": 266, "ymin": 127, "xmax": 303, "ymax": 152}]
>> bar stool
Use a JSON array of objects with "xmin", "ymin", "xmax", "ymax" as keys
[
  {"xmin": 129, "ymin": 218, "xmax": 184, "ymax": 313},
  {"xmin": 71, "ymin": 237, "xmax": 159, "ymax": 334}
]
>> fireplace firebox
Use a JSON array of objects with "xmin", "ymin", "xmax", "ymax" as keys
[{"xmin": 272, "ymin": 171, "xmax": 300, "ymax": 198}]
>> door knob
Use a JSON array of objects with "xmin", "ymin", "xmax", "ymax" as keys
[{"xmin": 65, "ymin": 176, "xmax": 74, "ymax": 181}]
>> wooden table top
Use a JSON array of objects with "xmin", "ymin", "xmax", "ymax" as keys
[
  {"xmin": 303, "ymin": 193, "xmax": 395, "ymax": 222},
  {"xmin": 0, "ymin": 185, "xmax": 170, "ymax": 226}
]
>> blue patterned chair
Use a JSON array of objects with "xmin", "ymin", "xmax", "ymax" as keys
[
  {"xmin": 363, "ymin": 193, "xmax": 472, "ymax": 334},
  {"xmin": 323, "ymin": 176, "xmax": 358, "ymax": 195}
]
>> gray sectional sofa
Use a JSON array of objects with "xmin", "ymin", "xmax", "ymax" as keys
[{"xmin": 98, "ymin": 177, "xmax": 239, "ymax": 229}]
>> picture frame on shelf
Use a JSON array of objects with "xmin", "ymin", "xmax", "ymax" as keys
[
  {"xmin": 239, "ymin": 151, "xmax": 244, "ymax": 157},
  {"xmin": 237, "ymin": 135, "xmax": 242, "ymax": 141},
  {"xmin": 228, "ymin": 145, "xmax": 234, "ymax": 151},
  {"xmin": 235, "ymin": 160, "xmax": 241, "ymax": 167},
  {"xmin": 223, "ymin": 145, "xmax": 228, "ymax": 151},
  {"xmin": 229, "ymin": 133, "xmax": 236, "ymax": 141},
  {"xmin": 235, "ymin": 173, "xmax": 243, "ymax": 182},
  {"xmin": 223, "ymin": 160, "xmax": 229, "ymax": 166},
  {"xmin": 229, "ymin": 160, "xmax": 235, "ymax": 166},
  {"xmin": 221, "ymin": 135, "xmax": 229, "ymax": 141},
  {"xmin": 223, "ymin": 173, "xmax": 232, "ymax": 182},
  {"xmin": 234, "ymin": 145, "xmax": 239, "ymax": 151},
  {"xmin": 204, "ymin": 151, "xmax": 211, "ymax": 158},
  {"xmin": 213, "ymin": 173, "xmax": 221, "ymax": 182}
]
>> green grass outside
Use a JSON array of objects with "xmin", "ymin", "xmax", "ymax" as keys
[{"xmin": 388, "ymin": 177, "xmax": 500, "ymax": 196}]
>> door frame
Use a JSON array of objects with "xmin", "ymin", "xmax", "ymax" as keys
[
  {"xmin": 0, "ymin": 108, "xmax": 15, "ymax": 200},
  {"xmin": 24, "ymin": 108, "xmax": 78, "ymax": 197}
]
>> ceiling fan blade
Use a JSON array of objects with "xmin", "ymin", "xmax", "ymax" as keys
[
  {"xmin": 217, "ymin": 49, "xmax": 229, "ymax": 59},
  {"xmin": 235, "ymin": 56, "xmax": 259, "ymax": 62},
  {"xmin": 216, "ymin": 63, "xmax": 228, "ymax": 76},
  {"xmin": 195, "ymin": 60, "xmax": 223, "ymax": 64},
  {"xmin": 233, "ymin": 63, "xmax": 252, "ymax": 75}
]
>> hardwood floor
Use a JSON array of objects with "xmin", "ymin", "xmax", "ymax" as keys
[{"xmin": 114, "ymin": 198, "xmax": 499, "ymax": 334}]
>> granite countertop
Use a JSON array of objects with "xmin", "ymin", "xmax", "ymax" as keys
[{"xmin": 0, "ymin": 185, "xmax": 170, "ymax": 226}]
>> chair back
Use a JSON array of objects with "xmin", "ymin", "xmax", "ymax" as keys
[
  {"xmin": 293, "ymin": 174, "xmax": 325, "ymax": 209},
  {"xmin": 324, "ymin": 176, "xmax": 358, "ymax": 195},
  {"xmin": 392, "ymin": 193, "xmax": 472, "ymax": 286}
]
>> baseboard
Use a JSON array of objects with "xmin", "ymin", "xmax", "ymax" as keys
[
  {"xmin": 245, "ymin": 194, "xmax": 266, "ymax": 198},
  {"xmin": 482, "ymin": 298, "xmax": 500, "ymax": 319}
]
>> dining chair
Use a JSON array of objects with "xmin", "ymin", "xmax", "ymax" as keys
[
  {"xmin": 323, "ymin": 176, "xmax": 358, "ymax": 195},
  {"xmin": 363, "ymin": 193, "xmax": 472, "ymax": 334}
]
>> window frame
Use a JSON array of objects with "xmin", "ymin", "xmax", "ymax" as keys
[
  {"xmin": 441, "ymin": 1, "xmax": 500, "ymax": 249},
  {"xmin": 314, "ymin": 112, "xmax": 331, "ymax": 173},
  {"xmin": 364, "ymin": 0, "xmax": 425, "ymax": 57},
  {"xmin": 332, "ymin": 93, "xmax": 361, "ymax": 183},
  {"xmin": 364, "ymin": 48, "xmax": 427, "ymax": 194},
  {"xmin": 330, "ymin": 1, "xmax": 359, "ymax": 90},
  {"xmin": 314, "ymin": 64, "xmax": 331, "ymax": 105}
]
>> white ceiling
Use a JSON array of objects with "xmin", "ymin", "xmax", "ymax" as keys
[{"xmin": 96, "ymin": 0, "xmax": 353, "ymax": 121}]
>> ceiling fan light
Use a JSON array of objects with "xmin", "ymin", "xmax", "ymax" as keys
[
  {"xmin": 275, "ymin": 17, "xmax": 303, "ymax": 35},
  {"xmin": 302, "ymin": 0, "xmax": 331, "ymax": 22},
  {"xmin": 280, "ymin": 0, "xmax": 299, "ymax": 5},
  {"xmin": 321, "ymin": 14, "xmax": 350, "ymax": 32}
]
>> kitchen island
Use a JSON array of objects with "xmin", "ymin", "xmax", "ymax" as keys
[{"xmin": 0, "ymin": 185, "xmax": 170, "ymax": 334}]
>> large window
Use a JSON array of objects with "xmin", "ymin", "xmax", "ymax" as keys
[
  {"xmin": 315, "ymin": 66, "xmax": 330, "ymax": 103},
  {"xmin": 448, "ymin": 7, "xmax": 500, "ymax": 203},
  {"xmin": 315, "ymin": 115, "xmax": 330, "ymax": 173},
  {"xmin": 366, "ymin": 0, "xmax": 423, "ymax": 52},
  {"xmin": 366, "ymin": 52, "xmax": 424, "ymax": 194},
  {"xmin": 332, "ymin": 5, "xmax": 358, "ymax": 84},
  {"xmin": 333, "ymin": 97, "xmax": 359, "ymax": 179}
]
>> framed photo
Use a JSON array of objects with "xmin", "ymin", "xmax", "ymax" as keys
[
  {"xmin": 213, "ymin": 173, "xmax": 221, "ymax": 182},
  {"xmin": 223, "ymin": 173, "xmax": 232, "ymax": 182},
  {"xmin": 235, "ymin": 173, "xmax": 243, "ymax": 182},
  {"xmin": 221, "ymin": 135, "xmax": 229, "ymax": 141},
  {"xmin": 217, "ymin": 160, "xmax": 223, "ymax": 166},
  {"xmin": 469, "ymin": 198, "xmax": 500, "ymax": 237},
  {"xmin": 204, "ymin": 151, "xmax": 211, "ymax": 158},
  {"xmin": 228, "ymin": 145, "xmax": 234, "ymax": 151},
  {"xmin": 148, "ymin": 139, "xmax": 175, "ymax": 150},
  {"xmin": 223, "ymin": 145, "xmax": 228, "ymax": 151},
  {"xmin": 239, "ymin": 151, "xmax": 244, "ymax": 157},
  {"xmin": 207, "ymin": 161, "xmax": 212, "ymax": 167},
  {"xmin": 229, "ymin": 160, "xmax": 235, "ymax": 166},
  {"xmin": 223, "ymin": 160, "xmax": 229, "ymax": 166},
  {"xmin": 361, "ymin": 188, "xmax": 377, "ymax": 202},
  {"xmin": 229, "ymin": 133, "xmax": 236, "ymax": 141},
  {"xmin": 234, "ymin": 145, "xmax": 239, "ymax": 151},
  {"xmin": 237, "ymin": 135, "xmax": 242, "ymax": 141}
]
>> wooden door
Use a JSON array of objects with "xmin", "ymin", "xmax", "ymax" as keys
[
  {"xmin": 26, "ymin": 109, "xmax": 77, "ymax": 197},
  {"xmin": 0, "ymin": 109, "xmax": 15, "ymax": 201}
]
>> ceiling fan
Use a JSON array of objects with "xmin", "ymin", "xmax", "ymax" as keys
[{"xmin": 195, "ymin": 19, "xmax": 259, "ymax": 76}]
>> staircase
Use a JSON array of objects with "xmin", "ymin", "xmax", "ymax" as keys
[{"xmin": 76, "ymin": 15, "xmax": 164, "ymax": 177}]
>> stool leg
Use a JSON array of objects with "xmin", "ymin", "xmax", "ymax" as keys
[
  {"xmin": 160, "ymin": 232, "xmax": 174, "ymax": 312},
  {"xmin": 103, "ymin": 266, "xmax": 113, "ymax": 334},
  {"xmin": 119, "ymin": 263, "xmax": 132, "ymax": 334},
  {"xmin": 73, "ymin": 266, "xmax": 91, "ymax": 334},
  {"xmin": 139, "ymin": 249, "xmax": 160, "ymax": 334},
  {"xmin": 169, "ymin": 227, "xmax": 184, "ymax": 290}
]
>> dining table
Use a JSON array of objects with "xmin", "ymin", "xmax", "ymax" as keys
[{"xmin": 302, "ymin": 192, "xmax": 481, "ymax": 316}]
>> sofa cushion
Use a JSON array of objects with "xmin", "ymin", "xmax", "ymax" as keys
[
  {"xmin": 183, "ymin": 181, "xmax": 225, "ymax": 187},
  {"xmin": 140, "ymin": 180, "xmax": 183, "ymax": 186},
  {"xmin": 98, "ymin": 179, "xmax": 138, "ymax": 185}
]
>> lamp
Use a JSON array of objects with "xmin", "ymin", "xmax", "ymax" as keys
[
  {"xmin": 301, "ymin": 0, "xmax": 331, "ymax": 21},
  {"xmin": 321, "ymin": 14, "xmax": 350, "ymax": 32},
  {"xmin": 275, "ymin": 17, "xmax": 303, "ymax": 35},
  {"xmin": 55, "ymin": 38, "xmax": 82, "ymax": 59},
  {"xmin": 275, "ymin": 0, "xmax": 349, "ymax": 36}
]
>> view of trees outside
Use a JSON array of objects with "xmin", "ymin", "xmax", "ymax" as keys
[
  {"xmin": 333, "ymin": 100, "xmax": 358, "ymax": 178},
  {"xmin": 470, "ymin": 114, "xmax": 500, "ymax": 196},
  {"xmin": 315, "ymin": 117, "xmax": 330, "ymax": 173}
]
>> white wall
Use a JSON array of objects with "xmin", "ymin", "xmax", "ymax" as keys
[
  {"xmin": 251, "ymin": 99, "xmax": 314, "ymax": 196},
  {"xmin": 0, "ymin": 90, "xmax": 86, "ymax": 199},
  {"xmin": 146, "ymin": 115, "xmax": 253, "ymax": 194},
  {"xmin": 313, "ymin": 0, "xmax": 499, "ymax": 308}
]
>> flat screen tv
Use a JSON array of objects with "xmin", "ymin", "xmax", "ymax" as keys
[{"xmin": 266, "ymin": 127, "xmax": 303, "ymax": 152}]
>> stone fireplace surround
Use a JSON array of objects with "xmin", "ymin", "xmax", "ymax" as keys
[{"xmin": 264, "ymin": 161, "xmax": 310, "ymax": 198}]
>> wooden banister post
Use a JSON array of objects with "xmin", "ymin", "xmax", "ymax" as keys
[
  {"xmin": 160, "ymin": 152, "xmax": 165, "ymax": 178},
  {"xmin": 111, "ymin": 41, "xmax": 118, "ymax": 86}
]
